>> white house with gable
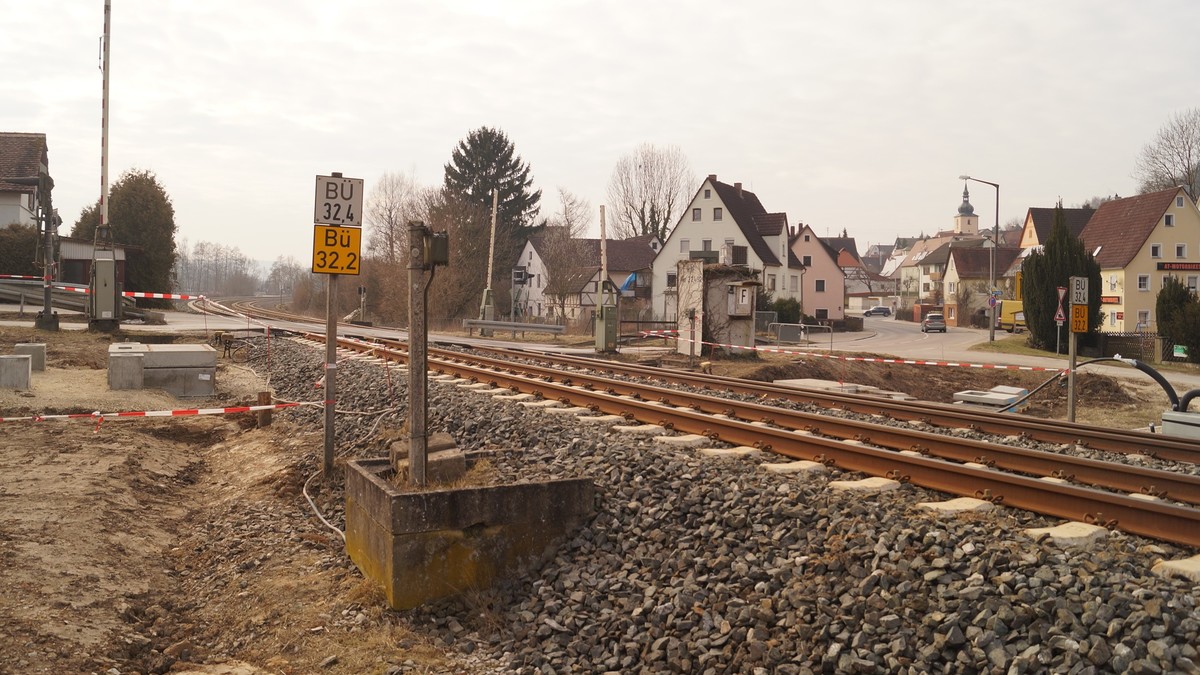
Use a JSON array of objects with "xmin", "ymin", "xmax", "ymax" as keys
[{"xmin": 650, "ymin": 174, "xmax": 802, "ymax": 319}]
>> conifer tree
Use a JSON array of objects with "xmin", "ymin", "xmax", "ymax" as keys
[{"xmin": 1020, "ymin": 201, "xmax": 1101, "ymax": 350}]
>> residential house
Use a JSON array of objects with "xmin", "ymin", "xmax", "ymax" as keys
[
  {"xmin": 822, "ymin": 234, "xmax": 896, "ymax": 313},
  {"xmin": 894, "ymin": 187, "xmax": 990, "ymax": 306},
  {"xmin": 789, "ymin": 224, "xmax": 846, "ymax": 320},
  {"xmin": 1017, "ymin": 206, "xmax": 1094, "ymax": 248},
  {"xmin": 515, "ymin": 232, "xmax": 658, "ymax": 321},
  {"xmin": 0, "ymin": 132, "xmax": 49, "ymax": 227},
  {"xmin": 1079, "ymin": 187, "xmax": 1200, "ymax": 332},
  {"xmin": 650, "ymin": 175, "xmax": 801, "ymax": 320},
  {"xmin": 861, "ymin": 242, "xmax": 895, "ymax": 274},
  {"xmin": 942, "ymin": 246, "xmax": 1020, "ymax": 327}
]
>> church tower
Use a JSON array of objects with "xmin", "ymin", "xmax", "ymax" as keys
[{"xmin": 954, "ymin": 184, "xmax": 979, "ymax": 235}]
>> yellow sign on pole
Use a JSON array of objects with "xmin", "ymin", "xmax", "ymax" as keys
[
  {"xmin": 1071, "ymin": 304, "xmax": 1088, "ymax": 333},
  {"xmin": 312, "ymin": 225, "xmax": 361, "ymax": 275}
]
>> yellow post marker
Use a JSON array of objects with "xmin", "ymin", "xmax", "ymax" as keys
[
  {"xmin": 1071, "ymin": 304, "xmax": 1088, "ymax": 333},
  {"xmin": 312, "ymin": 225, "xmax": 362, "ymax": 275}
]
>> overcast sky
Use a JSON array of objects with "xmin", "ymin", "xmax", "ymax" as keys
[{"xmin": 4, "ymin": 1, "xmax": 1198, "ymax": 268}]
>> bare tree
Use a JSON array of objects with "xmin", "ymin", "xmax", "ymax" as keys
[
  {"xmin": 550, "ymin": 188, "xmax": 591, "ymax": 236},
  {"xmin": 606, "ymin": 143, "xmax": 695, "ymax": 241},
  {"xmin": 1134, "ymin": 108, "xmax": 1200, "ymax": 200},
  {"xmin": 366, "ymin": 171, "xmax": 424, "ymax": 265}
]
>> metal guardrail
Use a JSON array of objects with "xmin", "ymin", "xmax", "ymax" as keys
[
  {"xmin": 462, "ymin": 319, "xmax": 565, "ymax": 337},
  {"xmin": 767, "ymin": 322, "xmax": 833, "ymax": 351}
]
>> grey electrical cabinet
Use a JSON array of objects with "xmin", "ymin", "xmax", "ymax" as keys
[
  {"xmin": 90, "ymin": 256, "xmax": 122, "ymax": 329},
  {"xmin": 595, "ymin": 304, "xmax": 618, "ymax": 352}
]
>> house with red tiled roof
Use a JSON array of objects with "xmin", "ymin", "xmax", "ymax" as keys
[
  {"xmin": 943, "ymin": 246, "xmax": 1020, "ymax": 327},
  {"xmin": 1079, "ymin": 187, "xmax": 1200, "ymax": 332},
  {"xmin": 0, "ymin": 132, "xmax": 49, "ymax": 227},
  {"xmin": 650, "ymin": 175, "xmax": 801, "ymax": 319}
]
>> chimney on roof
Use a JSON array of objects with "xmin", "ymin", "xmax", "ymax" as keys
[
  {"xmin": 734, "ymin": 182, "xmax": 742, "ymax": 197},
  {"xmin": 789, "ymin": 225, "xmax": 796, "ymax": 238},
  {"xmin": 707, "ymin": 174, "xmax": 717, "ymax": 183}
]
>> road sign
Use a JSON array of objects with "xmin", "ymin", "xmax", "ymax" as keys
[
  {"xmin": 1054, "ymin": 305, "xmax": 1066, "ymax": 322},
  {"xmin": 1071, "ymin": 304, "xmax": 1087, "ymax": 333},
  {"xmin": 312, "ymin": 225, "xmax": 361, "ymax": 275},
  {"xmin": 314, "ymin": 175, "xmax": 364, "ymax": 226},
  {"xmin": 1070, "ymin": 276, "xmax": 1088, "ymax": 306},
  {"xmin": 988, "ymin": 295, "xmax": 997, "ymax": 308}
]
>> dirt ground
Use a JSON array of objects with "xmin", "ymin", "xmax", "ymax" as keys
[{"xmin": 0, "ymin": 326, "xmax": 1171, "ymax": 674}]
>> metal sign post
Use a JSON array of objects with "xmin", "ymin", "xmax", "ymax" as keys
[
  {"xmin": 1054, "ymin": 286, "xmax": 1067, "ymax": 357},
  {"xmin": 312, "ymin": 172, "xmax": 364, "ymax": 478},
  {"xmin": 1067, "ymin": 277, "xmax": 1088, "ymax": 423}
]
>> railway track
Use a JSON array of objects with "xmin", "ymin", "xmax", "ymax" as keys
[{"xmin": 218, "ymin": 300, "xmax": 1200, "ymax": 547}]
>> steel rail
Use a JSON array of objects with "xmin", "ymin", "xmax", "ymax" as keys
[
  {"xmin": 318, "ymin": 334, "xmax": 1200, "ymax": 546},
  {"xmin": 414, "ymin": 343, "xmax": 1200, "ymax": 506},
  {"xmin": 444, "ymin": 341, "xmax": 1200, "ymax": 464}
]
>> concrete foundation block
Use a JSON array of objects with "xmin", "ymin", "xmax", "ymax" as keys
[
  {"xmin": 345, "ymin": 457, "xmax": 595, "ymax": 610},
  {"xmin": 0, "ymin": 355, "xmax": 32, "ymax": 390},
  {"xmin": 1024, "ymin": 521, "xmax": 1109, "ymax": 547},
  {"xmin": 108, "ymin": 353, "xmax": 144, "ymax": 390},
  {"xmin": 14, "ymin": 343, "xmax": 46, "ymax": 371}
]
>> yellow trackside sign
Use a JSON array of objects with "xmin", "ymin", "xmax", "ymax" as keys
[
  {"xmin": 1071, "ymin": 304, "xmax": 1088, "ymax": 333},
  {"xmin": 312, "ymin": 225, "xmax": 361, "ymax": 275}
]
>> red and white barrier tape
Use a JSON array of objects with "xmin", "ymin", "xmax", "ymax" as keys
[
  {"xmin": 123, "ymin": 291, "xmax": 206, "ymax": 300},
  {"xmin": 0, "ymin": 274, "xmax": 43, "ymax": 280},
  {"xmin": 639, "ymin": 329, "xmax": 680, "ymax": 337},
  {"xmin": 659, "ymin": 334, "xmax": 1065, "ymax": 373},
  {"xmin": 1, "ymin": 402, "xmax": 305, "ymax": 425},
  {"xmin": 60, "ymin": 285, "xmax": 90, "ymax": 294}
]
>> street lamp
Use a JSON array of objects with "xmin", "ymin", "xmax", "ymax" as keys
[
  {"xmin": 5, "ymin": 173, "xmax": 59, "ymax": 331},
  {"xmin": 959, "ymin": 174, "xmax": 999, "ymax": 342}
]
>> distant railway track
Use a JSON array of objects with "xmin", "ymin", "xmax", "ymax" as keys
[{"xmin": 222, "ymin": 299, "xmax": 1200, "ymax": 547}]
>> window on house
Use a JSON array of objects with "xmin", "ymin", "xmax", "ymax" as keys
[
  {"xmin": 1177, "ymin": 244, "xmax": 1187, "ymax": 258},
  {"xmin": 790, "ymin": 275, "xmax": 798, "ymax": 292},
  {"xmin": 702, "ymin": 239, "xmax": 712, "ymax": 251},
  {"xmin": 680, "ymin": 238, "xmax": 689, "ymax": 253},
  {"xmin": 704, "ymin": 189, "xmax": 711, "ymax": 199},
  {"xmin": 1151, "ymin": 244, "xmax": 1162, "ymax": 258},
  {"xmin": 767, "ymin": 274, "xmax": 776, "ymax": 291},
  {"xmin": 1110, "ymin": 311, "xmax": 1117, "ymax": 326},
  {"xmin": 802, "ymin": 255, "xmax": 812, "ymax": 266},
  {"xmin": 1178, "ymin": 196, "xmax": 1185, "ymax": 208},
  {"xmin": 724, "ymin": 238, "xmax": 735, "ymax": 248},
  {"xmin": 537, "ymin": 274, "xmax": 542, "ymax": 289},
  {"xmin": 1137, "ymin": 310, "xmax": 1150, "ymax": 327},
  {"xmin": 732, "ymin": 246, "xmax": 748, "ymax": 265},
  {"xmin": 815, "ymin": 309, "xmax": 829, "ymax": 320},
  {"xmin": 1137, "ymin": 274, "xmax": 1150, "ymax": 291},
  {"xmin": 948, "ymin": 307, "xmax": 956, "ymax": 320},
  {"xmin": 713, "ymin": 208, "xmax": 723, "ymax": 221},
  {"xmin": 1188, "ymin": 275, "xmax": 1198, "ymax": 290},
  {"xmin": 816, "ymin": 279, "xmax": 826, "ymax": 292},
  {"xmin": 692, "ymin": 208, "xmax": 701, "ymax": 221},
  {"xmin": 923, "ymin": 282, "xmax": 931, "ymax": 292},
  {"xmin": 804, "ymin": 235, "xmax": 810, "ymax": 242},
  {"xmin": 948, "ymin": 281, "xmax": 957, "ymax": 294},
  {"xmin": 1165, "ymin": 214, "xmax": 1175, "ymax": 227},
  {"xmin": 666, "ymin": 272, "xmax": 677, "ymax": 288}
]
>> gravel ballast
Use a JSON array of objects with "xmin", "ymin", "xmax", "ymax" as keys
[{"xmin": 257, "ymin": 337, "xmax": 1200, "ymax": 674}]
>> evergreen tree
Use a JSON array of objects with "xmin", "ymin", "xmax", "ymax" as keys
[
  {"xmin": 1020, "ymin": 201, "xmax": 1101, "ymax": 350},
  {"xmin": 1156, "ymin": 276, "xmax": 1196, "ymax": 342},
  {"xmin": 73, "ymin": 169, "xmax": 178, "ymax": 306},
  {"xmin": 0, "ymin": 224, "xmax": 40, "ymax": 276},
  {"xmin": 443, "ymin": 126, "xmax": 542, "ymax": 242}
]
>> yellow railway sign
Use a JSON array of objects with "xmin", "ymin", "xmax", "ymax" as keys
[
  {"xmin": 1071, "ymin": 304, "xmax": 1088, "ymax": 333},
  {"xmin": 312, "ymin": 225, "xmax": 361, "ymax": 275}
]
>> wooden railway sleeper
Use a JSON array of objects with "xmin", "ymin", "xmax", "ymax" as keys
[
  {"xmin": 885, "ymin": 469, "xmax": 911, "ymax": 483},
  {"xmin": 1139, "ymin": 485, "xmax": 1167, "ymax": 499},
  {"xmin": 1084, "ymin": 512, "xmax": 1119, "ymax": 529},
  {"xmin": 974, "ymin": 489, "xmax": 1005, "ymax": 504}
]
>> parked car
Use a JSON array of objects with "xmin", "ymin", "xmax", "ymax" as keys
[
  {"xmin": 863, "ymin": 306, "xmax": 892, "ymax": 317},
  {"xmin": 921, "ymin": 312, "xmax": 947, "ymax": 333}
]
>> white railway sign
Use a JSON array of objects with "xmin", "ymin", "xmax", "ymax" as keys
[{"xmin": 314, "ymin": 175, "xmax": 364, "ymax": 226}]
